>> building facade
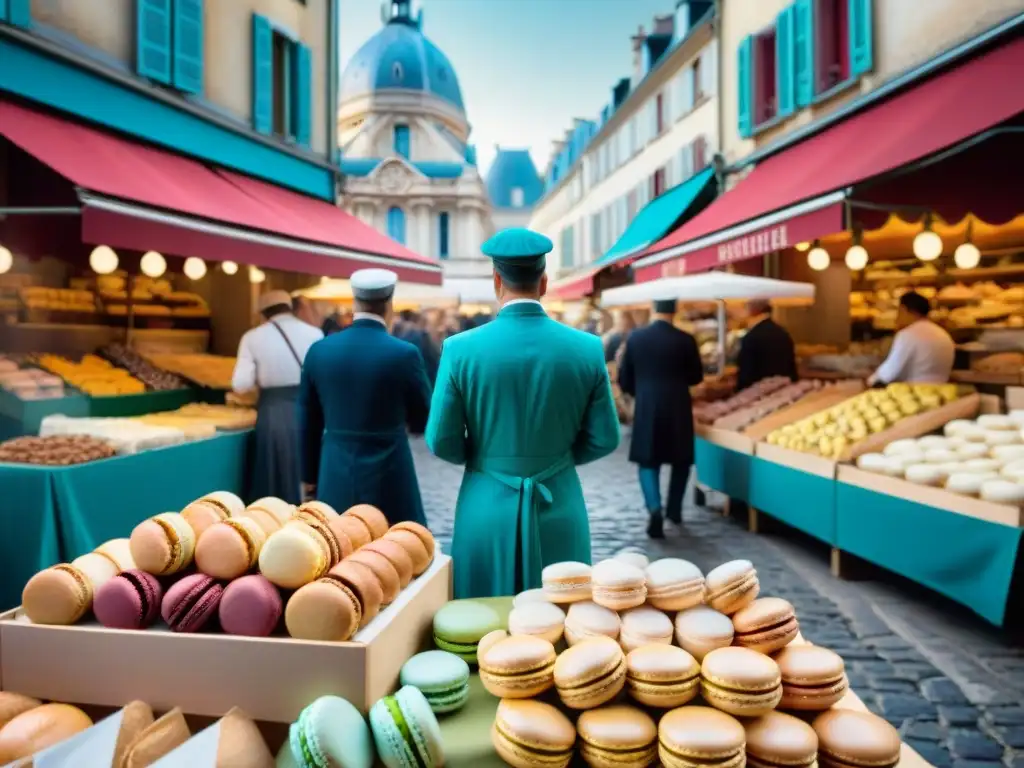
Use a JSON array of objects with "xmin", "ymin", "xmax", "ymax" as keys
[{"xmin": 529, "ymin": 0, "xmax": 717, "ymax": 280}]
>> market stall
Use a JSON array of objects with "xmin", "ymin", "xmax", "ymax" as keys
[{"xmin": 299, "ymin": 278, "xmax": 460, "ymax": 310}]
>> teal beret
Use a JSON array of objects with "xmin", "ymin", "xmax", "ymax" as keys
[{"xmin": 482, "ymin": 228, "xmax": 551, "ymax": 284}]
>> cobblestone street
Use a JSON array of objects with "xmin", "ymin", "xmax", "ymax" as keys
[{"xmin": 412, "ymin": 436, "xmax": 1024, "ymax": 768}]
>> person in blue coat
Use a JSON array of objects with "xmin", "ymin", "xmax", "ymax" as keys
[{"xmin": 298, "ymin": 269, "xmax": 432, "ymax": 525}]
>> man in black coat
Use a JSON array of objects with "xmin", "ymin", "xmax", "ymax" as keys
[
  {"xmin": 395, "ymin": 310, "xmax": 441, "ymax": 386},
  {"xmin": 736, "ymin": 299, "xmax": 798, "ymax": 391},
  {"xmin": 619, "ymin": 299, "xmax": 704, "ymax": 539}
]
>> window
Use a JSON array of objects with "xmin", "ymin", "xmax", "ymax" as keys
[
  {"xmin": 652, "ymin": 167, "xmax": 666, "ymax": 198},
  {"xmin": 136, "ymin": 0, "xmax": 204, "ymax": 93},
  {"xmin": 626, "ymin": 189, "xmax": 638, "ymax": 220},
  {"xmin": 511, "ymin": 187, "xmax": 525, "ymax": 208},
  {"xmin": 393, "ymin": 124, "xmax": 410, "ymax": 159},
  {"xmin": 252, "ymin": 15, "xmax": 312, "ymax": 144},
  {"xmin": 693, "ymin": 135, "xmax": 708, "ymax": 170},
  {"xmin": 753, "ymin": 28, "xmax": 777, "ymax": 125},
  {"xmin": 816, "ymin": 0, "xmax": 850, "ymax": 92},
  {"xmin": 387, "ymin": 207, "xmax": 406, "ymax": 244},
  {"xmin": 392, "ymin": 61, "xmax": 404, "ymax": 82},
  {"xmin": 438, "ymin": 212, "xmax": 450, "ymax": 259},
  {"xmin": 560, "ymin": 227, "xmax": 575, "ymax": 269},
  {"xmin": 677, "ymin": 143, "xmax": 694, "ymax": 183},
  {"xmin": 693, "ymin": 57, "xmax": 703, "ymax": 100},
  {"xmin": 271, "ymin": 33, "xmax": 290, "ymax": 137},
  {"xmin": 590, "ymin": 215, "xmax": 601, "ymax": 258},
  {"xmin": 655, "ymin": 93, "xmax": 665, "ymax": 135}
]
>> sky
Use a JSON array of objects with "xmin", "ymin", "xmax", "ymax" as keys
[{"xmin": 340, "ymin": 0, "xmax": 675, "ymax": 174}]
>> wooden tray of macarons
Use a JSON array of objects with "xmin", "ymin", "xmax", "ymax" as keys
[{"xmin": 445, "ymin": 556, "xmax": 932, "ymax": 768}]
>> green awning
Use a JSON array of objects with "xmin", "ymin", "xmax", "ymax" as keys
[{"xmin": 596, "ymin": 167, "xmax": 716, "ymax": 267}]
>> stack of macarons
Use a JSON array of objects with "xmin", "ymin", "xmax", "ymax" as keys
[{"xmin": 469, "ymin": 554, "xmax": 903, "ymax": 768}]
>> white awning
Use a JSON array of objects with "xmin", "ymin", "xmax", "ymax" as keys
[{"xmin": 600, "ymin": 272, "xmax": 816, "ymax": 307}]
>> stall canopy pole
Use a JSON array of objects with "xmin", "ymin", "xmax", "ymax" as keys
[{"xmin": 716, "ymin": 299, "xmax": 727, "ymax": 375}]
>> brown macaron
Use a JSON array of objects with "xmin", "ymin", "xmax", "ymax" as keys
[
  {"xmin": 0, "ymin": 694, "xmax": 41, "ymax": 730},
  {"xmin": 326, "ymin": 559, "xmax": 384, "ymax": 627},
  {"xmin": 297, "ymin": 506, "xmax": 348, "ymax": 565},
  {"xmin": 284, "ymin": 577, "xmax": 362, "ymax": 642},
  {"xmin": 745, "ymin": 711, "xmax": 818, "ymax": 768},
  {"xmin": 347, "ymin": 548, "xmax": 401, "ymax": 604},
  {"xmin": 390, "ymin": 521, "xmax": 436, "ymax": 560},
  {"xmin": 343, "ymin": 504, "xmax": 390, "ymax": 540},
  {"xmin": 180, "ymin": 499, "xmax": 230, "ymax": 539},
  {"xmin": 361, "ymin": 538, "xmax": 414, "ymax": 588},
  {"xmin": 732, "ymin": 597, "xmax": 799, "ymax": 654},
  {"xmin": 384, "ymin": 528, "xmax": 432, "ymax": 576},
  {"xmin": 813, "ymin": 709, "xmax": 901, "ymax": 768},
  {"xmin": 332, "ymin": 514, "xmax": 373, "ymax": 551},
  {"xmin": 0, "ymin": 703, "xmax": 93, "ymax": 764},
  {"xmin": 22, "ymin": 564, "xmax": 93, "ymax": 625}
]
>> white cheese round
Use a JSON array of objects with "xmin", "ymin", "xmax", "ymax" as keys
[
  {"xmin": 963, "ymin": 458, "xmax": 1002, "ymax": 473},
  {"xmin": 946, "ymin": 472, "xmax": 998, "ymax": 496},
  {"xmin": 943, "ymin": 420, "xmax": 975, "ymax": 437},
  {"xmin": 884, "ymin": 439, "xmax": 921, "ymax": 457},
  {"xmin": 985, "ymin": 430, "xmax": 1022, "ymax": 447},
  {"xmin": 924, "ymin": 449, "xmax": 960, "ymax": 464},
  {"xmin": 978, "ymin": 414, "xmax": 1017, "ymax": 431},
  {"xmin": 917, "ymin": 435, "xmax": 951, "ymax": 451},
  {"xmin": 980, "ymin": 479, "xmax": 1024, "ymax": 506},
  {"xmin": 955, "ymin": 443, "xmax": 990, "ymax": 460},
  {"xmin": 904, "ymin": 464, "xmax": 946, "ymax": 487}
]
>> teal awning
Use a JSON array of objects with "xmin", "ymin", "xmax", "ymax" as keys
[{"xmin": 596, "ymin": 167, "xmax": 716, "ymax": 267}]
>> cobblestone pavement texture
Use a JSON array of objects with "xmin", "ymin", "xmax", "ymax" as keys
[{"xmin": 411, "ymin": 436, "xmax": 1024, "ymax": 768}]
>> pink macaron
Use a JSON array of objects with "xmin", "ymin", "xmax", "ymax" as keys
[
  {"xmin": 93, "ymin": 569, "xmax": 164, "ymax": 630},
  {"xmin": 218, "ymin": 575, "xmax": 283, "ymax": 637},
  {"xmin": 161, "ymin": 573, "xmax": 224, "ymax": 633}
]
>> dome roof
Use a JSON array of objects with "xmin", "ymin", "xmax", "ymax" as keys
[
  {"xmin": 340, "ymin": 11, "xmax": 465, "ymax": 112},
  {"xmin": 486, "ymin": 149, "xmax": 543, "ymax": 209}
]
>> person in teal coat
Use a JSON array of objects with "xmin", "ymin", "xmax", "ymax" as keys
[{"xmin": 425, "ymin": 228, "xmax": 621, "ymax": 598}]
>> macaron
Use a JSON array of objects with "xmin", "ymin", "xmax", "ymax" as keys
[
  {"xmin": 181, "ymin": 498, "xmax": 231, "ymax": 539},
  {"xmin": 619, "ymin": 605, "xmax": 674, "ymax": 653},
  {"xmin": 296, "ymin": 505, "xmax": 348, "ymax": 566},
  {"xmin": 479, "ymin": 634, "xmax": 557, "ymax": 699},
  {"xmin": 542, "ymin": 561, "xmax": 593, "ymax": 603},
  {"xmin": 700, "ymin": 646, "xmax": 783, "ymax": 717},
  {"xmin": 389, "ymin": 521, "xmax": 436, "ymax": 561},
  {"xmin": 361, "ymin": 539, "xmax": 415, "ymax": 589},
  {"xmin": 194, "ymin": 517, "xmax": 268, "ymax": 580},
  {"xmin": 241, "ymin": 496, "xmax": 295, "ymax": 535},
  {"xmin": 384, "ymin": 528, "xmax": 433, "ymax": 576},
  {"xmin": 645, "ymin": 558, "xmax": 706, "ymax": 612},
  {"xmin": 564, "ymin": 600, "xmax": 621, "ymax": 646},
  {"xmin": 732, "ymin": 597, "xmax": 799, "ymax": 654},
  {"xmin": 69, "ymin": 551, "xmax": 120, "ymax": 591},
  {"xmin": 513, "ymin": 588, "xmax": 551, "ymax": 608},
  {"xmin": 674, "ymin": 606, "xmax": 735, "ymax": 661},
  {"xmin": 344, "ymin": 504, "xmax": 390, "ymax": 540},
  {"xmin": 285, "ymin": 575, "xmax": 362, "ymax": 641},
  {"xmin": 577, "ymin": 704, "xmax": 657, "ymax": 768},
  {"xmin": 774, "ymin": 644, "xmax": 849, "ymax": 710},
  {"xmin": 218, "ymin": 574, "xmax": 283, "ymax": 637},
  {"xmin": 658, "ymin": 706, "xmax": 745, "ymax": 768},
  {"xmin": 161, "ymin": 573, "xmax": 224, "ymax": 632},
  {"xmin": 491, "ymin": 699, "xmax": 575, "ymax": 768},
  {"xmin": 369, "ymin": 686, "xmax": 445, "ymax": 768},
  {"xmin": 478, "ymin": 629, "xmax": 509, "ymax": 658},
  {"xmin": 432, "ymin": 600, "xmax": 503, "ymax": 664},
  {"xmin": 203, "ymin": 490, "xmax": 245, "ymax": 516},
  {"xmin": 93, "ymin": 538, "xmax": 136, "ymax": 572},
  {"xmin": 21, "ymin": 564, "xmax": 93, "ymax": 625},
  {"xmin": 813, "ymin": 709, "xmax": 901, "ymax": 768},
  {"xmin": 348, "ymin": 547, "xmax": 402, "ymax": 604},
  {"xmin": 745, "ymin": 711, "xmax": 818, "ymax": 768},
  {"xmin": 613, "ymin": 549, "xmax": 650, "ymax": 569},
  {"xmin": 0, "ymin": 703, "xmax": 93, "ymax": 764},
  {"xmin": 259, "ymin": 521, "xmax": 330, "ymax": 589},
  {"xmin": 327, "ymin": 559, "xmax": 385, "ymax": 627},
  {"xmin": 333, "ymin": 514, "xmax": 373, "ymax": 550},
  {"xmin": 0, "ymin": 694, "xmax": 42, "ymax": 730},
  {"xmin": 401, "ymin": 650, "xmax": 471, "ymax": 713},
  {"xmin": 92, "ymin": 569, "xmax": 163, "ymax": 630},
  {"xmin": 298, "ymin": 500, "xmax": 339, "ymax": 519},
  {"xmin": 591, "ymin": 558, "xmax": 647, "ymax": 611},
  {"xmin": 508, "ymin": 601, "xmax": 566, "ymax": 644},
  {"xmin": 705, "ymin": 560, "xmax": 760, "ymax": 615},
  {"xmin": 625, "ymin": 643, "xmax": 700, "ymax": 708},
  {"xmin": 553, "ymin": 635, "xmax": 627, "ymax": 710},
  {"xmin": 129, "ymin": 512, "xmax": 197, "ymax": 576},
  {"xmin": 289, "ymin": 695, "xmax": 374, "ymax": 768}
]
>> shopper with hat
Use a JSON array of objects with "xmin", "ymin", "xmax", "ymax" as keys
[
  {"xmin": 618, "ymin": 298, "xmax": 704, "ymax": 538},
  {"xmin": 425, "ymin": 227, "xmax": 620, "ymax": 598},
  {"xmin": 298, "ymin": 269, "xmax": 432, "ymax": 525},
  {"xmin": 232, "ymin": 290, "xmax": 324, "ymax": 504}
]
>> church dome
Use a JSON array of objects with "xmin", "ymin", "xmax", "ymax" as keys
[
  {"xmin": 339, "ymin": 1, "xmax": 465, "ymax": 112},
  {"xmin": 486, "ymin": 149, "xmax": 543, "ymax": 209}
]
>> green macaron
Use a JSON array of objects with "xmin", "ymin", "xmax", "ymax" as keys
[
  {"xmin": 288, "ymin": 695, "xmax": 374, "ymax": 768},
  {"xmin": 400, "ymin": 650, "xmax": 471, "ymax": 714},
  {"xmin": 432, "ymin": 600, "xmax": 502, "ymax": 664},
  {"xmin": 369, "ymin": 685, "xmax": 446, "ymax": 768}
]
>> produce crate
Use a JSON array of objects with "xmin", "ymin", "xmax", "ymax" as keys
[
  {"xmin": 841, "ymin": 392, "xmax": 980, "ymax": 461},
  {"xmin": 743, "ymin": 382, "xmax": 865, "ymax": 441}
]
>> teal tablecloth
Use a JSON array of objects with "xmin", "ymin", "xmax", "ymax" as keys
[
  {"xmin": 695, "ymin": 437, "xmax": 752, "ymax": 502},
  {"xmin": 749, "ymin": 456, "xmax": 837, "ymax": 544},
  {"xmin": 0, "ymin": 430, "xmax": 251, "ymax": 609},
  {"xmin": 0, "ymin": 390, "xmax": 90, "ymax": 441}
]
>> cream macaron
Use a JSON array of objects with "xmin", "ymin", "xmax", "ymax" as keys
[{"xmin": 542, "ymin": 562, "xmax": 593, "ymax": 604}]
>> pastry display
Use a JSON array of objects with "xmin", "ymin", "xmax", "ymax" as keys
[
  {"xmin": 0, "ymin": 434, "xmax": 117, "ymax": 465},
  {"xmin": 0, "ymin": 360, "xmax": 65, "ymax": 400},
  {"xmin": 142, "ymin": 353, "xmax": 238, "ymax": 389},
  {"xmin": 35, "ymin": 353, "xmax": 146, "ymax": 395},
  {"xmin": 693, "ymin": 376, "xmax": 794, "ymax": 426},
  {"xmin": 39, "ymin": 415, "xmax": 191, "ymax": 453},
  {"xmin": 98, "ymin": 343, "xmax": 188, "ymax": 391},
  {"xmin": 20, "ymin": 286, "xmax": 96, "ymax": 313},
  {"xmin": 138, "ymin": 402, "xmax": 257, "ymax": 432}
]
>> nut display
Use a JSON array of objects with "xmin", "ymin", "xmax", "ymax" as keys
[
  {"xmin": 0, "ymin": 434, "xmax": 116, "ymax": 465},
  {"xmin": 143, "ymin": 353, "xmax": 237, "ymax": 389},
  {"xmin": 694, "ymin": 376, "xmax": 794, "ymax": 425},
  {"xmin": 711, "ymin": 379, "xmax": 841, "ymax": 431},
  {"xmin": 99, "ymin": 344, "xmax": 188, "ymax": 391}
]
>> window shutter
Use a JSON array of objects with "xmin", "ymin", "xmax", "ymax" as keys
[
  {"xmin": 775, "ymin": 5, "xmax": 796, "ymax": 117},
  {"xmin": 136, "ymin": 0, "xmax": 172, "ymax": 84},
  {"xmin": 293, "ymin": 43, "xmax": 313, "ymax": 145},
  {"xmin": 172, "ymin": 0, "xmax": 204, "ymax": 94},
  {"xmin": 736, "ymin": 35, "xmax": 753, "ymax": 139},
  {"xmin": 702, "ymin": 39, "xmax": 718, "ymax": 96},
  {"xmin": 680, "ymin": 143, "xmax": 694, "ymax": 181},
  {"xmin": 251, "ymin": 14, "xmax": 273, "ymax": 134},
  {"xmin": 794, "ymin": 0, "xmax": 815, "ymax": 107},
  {"xmin": 7, "ymin": 0, "xmax": 31, "ymax": 26},
  {"xmin": 848, "ymin": 0, "xmax": 874, "ymax": 75}
]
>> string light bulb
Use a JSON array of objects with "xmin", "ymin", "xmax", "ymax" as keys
[
  {"xmin": 913, "ymin": 215, "xmax": 943, "ymax": 261},
  {"xmin": 249, "ymin": 266, "xmax": 266, "ymax": 284},
  {"xmin": 795, "ymin": 242, "xmax": 811, "ymax": 252},
  {"xmin": 221, "ymin": 261, "xmax": 238, "ymax": 275},
  {"xmin": 953, "ymin": 219, "xmax": 981, "ymax": 270},
  {"xmin": 89, "ymin": 245, "xmax": 119, "ymax": 275},
  {"xmin": 807, "ymin": 242, "xmax": 830, "ymax": 271},
  {"xmin": 139, "ymin": 251, "xmax": 166, "ymax": 278},
  {"xmin": 183, "ymin": 257, "xmax": 207, "ymax": 280},
  {"xmin": 845, "ymin": 244, "xmax": 868, "ymax": 271},
  {"xmin": 0, "ymin": 245, "xmax": 12, "ymax": 275}
]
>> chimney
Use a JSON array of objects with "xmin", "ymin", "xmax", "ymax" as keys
[{"xmin": 631, "ymin": 24, "xmax": 647, "ymax": 85}]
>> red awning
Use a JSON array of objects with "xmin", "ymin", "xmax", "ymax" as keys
[
  {"xmin": 548, "ymin": 266, "xmax": 603, "ymax": 301},
  {"xmin": 0, "ymin": 100, "xmax": 441, "ymax": 284},
  {"xmin": 636, "ymin": 36, "xmax": 1024, "ymax": 282}
]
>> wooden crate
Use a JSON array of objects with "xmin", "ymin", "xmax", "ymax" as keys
[{"xmin": 744, "ymin": 382, "xmax": 865, "ymax": 441}]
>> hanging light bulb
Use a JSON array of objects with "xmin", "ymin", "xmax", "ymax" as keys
[
  {"xmin": 0, "ymin": 245, "xmax": 12, "ymax": 275},
  {"xmin": 183, "ymin": 257, "xmax": 207, "ymax": 280},
  {"xmin": 844, "ymin": 244, "xmax": 868, "ymax": 271},
  {"xmin": 807, "ymin": 241, "xmax": 830, "ymax": 271},
  {"xmin": 249, "ymin": 266, "xmax": 266, "ymax": 284},
  {"xmin": 953, "ymin": 218, "xmax": 981, "ymax": 270},
  {"xmin": 89, "ymin": 245, "xmax": 119, "ymax": 275},
  {"xmin": 912, "ymin": 214, "xmax": 943, "ymax": 261},
  {"xmin": 139, "ymin": 250, "xmax": 166, "ymax": 278},
  {"xmin": 795, "ymin": 242, "xmax": 811, "ymax": 252},
  {"xmin": 221, "ymin": 260, "xmax": 239, "ymax": 275}
]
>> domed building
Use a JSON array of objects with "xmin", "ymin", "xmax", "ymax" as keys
[{"xmin": 337, "ymin": 0, "xmax": 540, "ymax": 299}]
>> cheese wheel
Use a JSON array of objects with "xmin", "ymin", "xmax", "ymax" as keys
[
  {"xmin": 917, "ymin": 435, "xmax": 951, "ymax": 451},
  {"xmin": 993, "ymin": 445, "xmax": 1024, "ymax": 463},
  {"xmin": 1000, "ymin": 459, "xmax": 1024, "ymax": 480},
  {"xmin": 883, "ymin": 439, "xmax": 921, "ymax": 457},
  {"xmin": 977, "ymin": 414, "xmax": 1017, "ymax": 431},
  {"xmin": 955, "ymin": 443, "xmax": 990, "ymax": 460},
  {"xmin": 1007, "ymin": 410, "xmax": 1024, "ymax": 427},
  {"xmin": 856, "ymin": 453, "xmax": 889, "ymax": 473},
  {"xmin": 945, "ymin": 472, "xmax": 997, "ymax": 496},
  {"xmin": 985, "ymin": 430, "xmax": 1021, "ymax": 447},
  {"xmin": 924, "ymin": 449, "xmax": 960, "ymax": 464},
  {"xmin": 964, "ymin": 458, "xmax": 1002, "ymax": 473},
  {"xmin": 904, "ymin": 464, "xmax": 946, "ymax": 487},
  {"xmin": 943, "ymin": 420, "xmax": 975, "ymax": 437},
  {"xmin": 934, "ymin": 462, "xmax": 965, "ymax": 480},
  {"xmin": 980, "ymin": 479, "xmax": 1024, "ymax": 506},
  {"xmin": 959, "ymin": 426, "xmax": 988, "ymax": 443},
  {"xmin": 945, "ymin": 436, "xmax": 968, "ymax": 450}
]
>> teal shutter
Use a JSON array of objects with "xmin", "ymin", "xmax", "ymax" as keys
[
  {"xmin": 173, "ymin": 0, "xmax": 204, "ymax": 94},
  {"xmin": 251, "ymin": 14, "xmax": 273, "ymax": 134},
  {"xmin": 7, "ymin": 0, "xmax": 30, "ymax": 26},
  {"xmin": 136, "ymin": 0, "xmax": 172, "ymax": 84},
  {"xmin": 794, "ymin": 0, "xmax": 815, "ymax": 106},
  {"xmin": 0, "ymin": 1, "xmax": 9, "ymax": 22},
  {"xmin": 849, "ymin": 0, "xmax": 874, "ymax": 75},
  {"xmin": 776, "ymin": 5, "xmax": 796, "ymax": 117},
  {"xmin": 737, "ymin": 36, "xmax": 753, "ymax": 139},
  {"xmin": 293, "ymin": 43, "xmax": 312, "ymax": 145}
]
